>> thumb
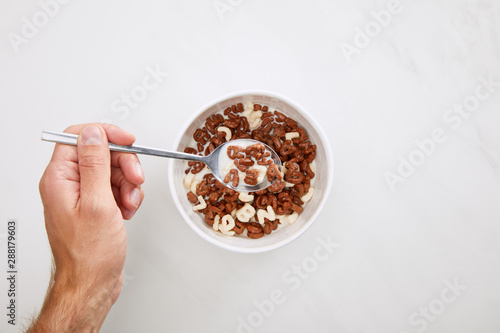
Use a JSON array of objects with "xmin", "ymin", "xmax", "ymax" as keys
[{"xmin": 77, "ymin": 125, "xmax": 113, "ymax": 205}]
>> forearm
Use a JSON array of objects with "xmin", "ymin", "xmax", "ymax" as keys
[{"xmin": 28, "ymin": 272, "xmax": 114, "ymax": 333}]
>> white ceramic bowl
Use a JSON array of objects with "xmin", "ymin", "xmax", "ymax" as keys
[{"xmin": 168, "ymin": 90, "xmax": 334, "ymax": 253}]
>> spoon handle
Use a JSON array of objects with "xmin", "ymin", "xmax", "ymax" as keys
[{"xmin": 41, "ymin": 130, "xmax": 206, "ymax": 162}]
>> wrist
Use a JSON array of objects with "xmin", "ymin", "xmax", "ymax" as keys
[{"xmin": 29, "ymin": 271, "xmax": 117, "ymax": 333}]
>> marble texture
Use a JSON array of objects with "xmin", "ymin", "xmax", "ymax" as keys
[{"xmin": 1, "ymin": 0, "xmax": 499, "ymax": 332}]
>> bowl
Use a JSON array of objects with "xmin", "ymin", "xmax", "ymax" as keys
[{"xmin": 168, "ymin": 90, "xmax": 334, "ymax": 253}]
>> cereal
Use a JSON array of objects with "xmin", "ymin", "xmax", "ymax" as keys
[
  {"xmin": 301, "ymin": 187, "xmax": 314, "ymax": 203},
  {"xmin": 205, "ymin": 114, "xmax": 224, "ymax": 134},
  {"xmin": 266, "ymin": 164, "xmax": 283, "ymax": 182},
  {"xmin": 183, "ymin": 172, "xmax": 195, "ymax": 190},
  {"xmin": 264, "ymin": 219, "xmax": 279, "ymax": 234},
  {"xmin": 192, "ymin": 196, "xmax": 207, "ymax": 211},
  {"xmin": 196, "ymin": 180, "xmax": 210, "ymax": 196},
  {"xmin": 236, "ymin": 203, "xmax": 256, "ymax": 222},
  {"xmin": 290, "ymin": 202, "xmax": 304, "ymax": 214},
  {"xmin": 285, "ymin": 132, "xmax": 300, "ymax": 141},
  {"xmin": 243, "ymin": 169, "xmax": 259, "ymax": 186},
  {"xmin": 239, "ymin": 157, "xmax": 255, "ymax": 167},
  {"xmin": 248, "ymin": 110, "xmax": 262, "ymax": 122},
  {"xmin": 254, "ymin": 165, "xmax": 268, "ymax": 184},
  {"xmin": 245, "ymin": 143, "xmax": 265, "ymax": 158},
  {"xmin": 222, "ymin": 143, "xmax": 278, "ymax": 187},
  {"xmin": 208, "ymin": 191, "xmax": 222, "ymax": 203},
  {"xmin": 232, "ymin": 220, "xmax": 246, "ymax": 234},
  {"xmin": 224, "ymin": 169, "xmax": 239, "ymax": 187},
  {"xmin": 234, "ymin": 159, "xmax": 250, "ymax": 172},
  {"xmin": 227, "ymin": 146, "xmax": 244, "ymax": 160},
  {"xmin": 220, "ymin": 215, "xmax": 236, "ymax": 236},
  {"xmin": 205, "ymin": 143, "xmax": 215, "ymax": 156},
  {"xmin": 213, "ymin": 214, "xmax": 220, "ymax": 231},
  {"xmin": 268, "ymin": 179, "xmax": 286, "ymax": 193},
  {"xmin": 187, "ymin": 192, "xmax": 198, "ymax": 203},
  {"xmin": 183, "ymin": 102, "xmax": 317, "ymax": 239},
  {"xmin": 188, "ymin": 161, "xmax": 205, "ymax": 174},
  {"xmin": 225, "ymin": 190, "xmax": 239, "ymax": 202},
  {"xmin": 274, "ymin": 110, "xmax": 286, "ymax": 122},
  {"xmin": 243, "ymin": 102, "xmax": 254, "ymax": 116},
  {"xmin": 286, "ymin": 212, "xmax": 299, "ymax": 224},
  {"xmin": 246, "ymin": 222, "xmax": 264, "ymax": 239},
  {"xmin": 255, "ymin": 194, "xmax": 277, "ymax": 211},
  {"xmin": 276, "ymin": 214, "xmax": 286, "ymax": 223},
  {"xmin": 193, "ymin": 128, "xmax": 210, "ymax": 145},
  {"xmin": 248, "ymin": 110, "xmax": 263, "ymax": 130},
  {"xmin": 257, "ymin": 158, "xmax": 273, "ymax": 166},
  {"xmin": 238, "ymin": 192, "xmax": 254, "ymax": 203},
  {"xmin": 257, "ymin": 206, "xmax": 276, "ymax": 225},
  {"xmin": 190, "ymin": 180, "xmax": 200, "ymax": 194},
  {"xmin": 284, "ymin": 162, "xmax": 305, "ymax": 184}
]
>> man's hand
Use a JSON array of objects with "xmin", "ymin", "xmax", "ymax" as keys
[{"xmin": 30, "ymin": 124, "xmax": 145, "ymax": 332}]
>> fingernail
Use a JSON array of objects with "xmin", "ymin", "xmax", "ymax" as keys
[
  {"xmin": 123, "ymin": 208, "xmax": 135, "ymax": 220},
  {"xmin": 82, "ymin": 126, "xmax": 102, "ymax": 145},
  {"xmin": 130, "ymin": 188, "xmax": 141, "ymax": 208},
  {"xmin": 136, "ymin": 162, "xmax": 144, "ymax": 180}
]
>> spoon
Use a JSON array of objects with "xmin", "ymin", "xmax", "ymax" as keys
[{"xmin": 41, "ymin": 130, "xmax": 282, "ymax": 192}]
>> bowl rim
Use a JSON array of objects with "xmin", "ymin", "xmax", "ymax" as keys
[{"xmin": 168, "ymin": 89, "xmax": 334, "ymax": 253}]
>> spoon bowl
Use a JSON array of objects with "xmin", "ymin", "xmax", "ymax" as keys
[{"xmin": 41, "ymin": 130, "xmax": 281, "ymax": 192}]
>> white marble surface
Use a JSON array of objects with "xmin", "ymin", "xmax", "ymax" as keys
[{"xmin": 1, "ymin": 0, "xmax": 500, "ymax": 332}]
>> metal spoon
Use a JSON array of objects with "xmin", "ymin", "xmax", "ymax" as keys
[{"xmin": 41, "ymin": 130, "xmax": 282, "ymax": 192}]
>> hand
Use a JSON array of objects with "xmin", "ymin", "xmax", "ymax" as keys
[{"xmin": 30, "ymin": 124, "xmax": 145, "ymax": 332}]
